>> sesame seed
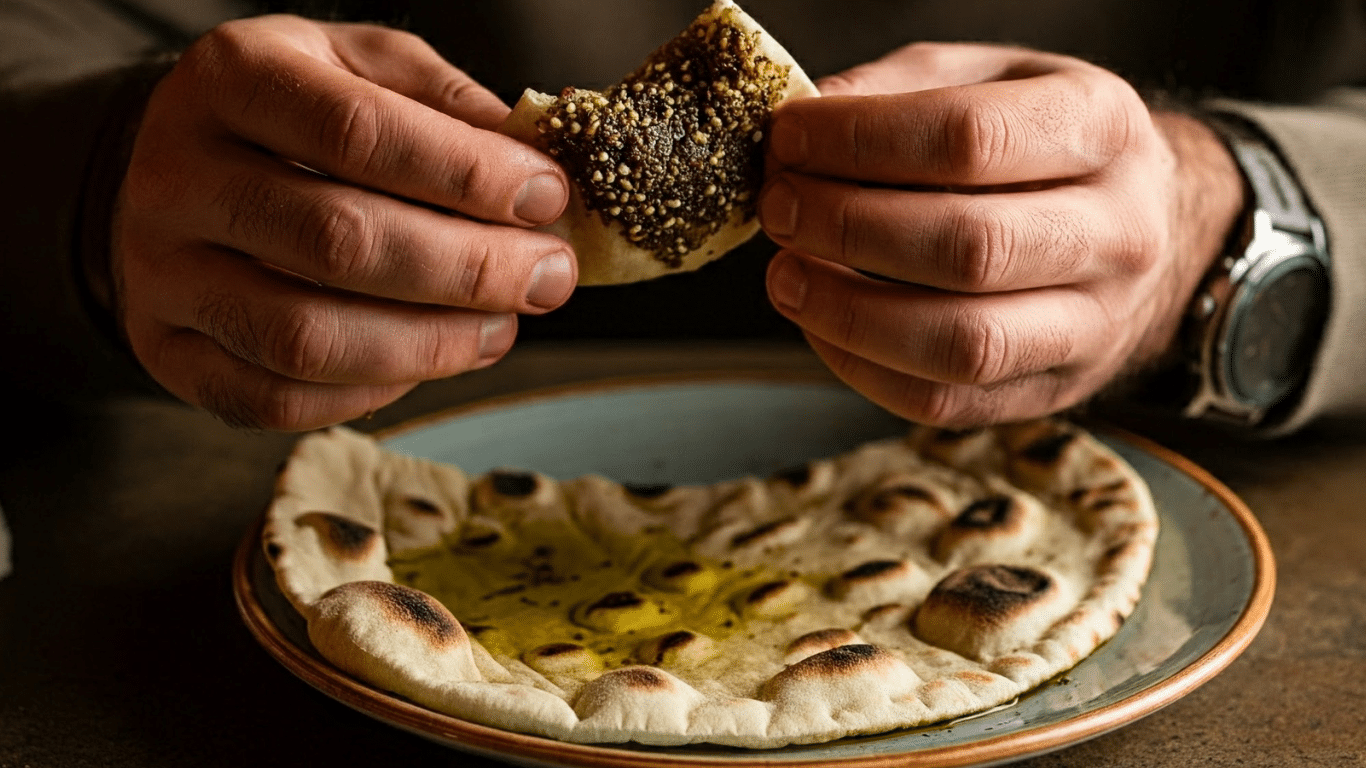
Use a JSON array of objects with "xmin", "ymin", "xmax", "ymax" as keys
[
  {"xmin": 752, "ymin": 130, "xmax": 763, "ymax": 142},
  {"xmin": 549, "ymin": 117, "xmax": 563, "ymax": 129},
  {"xmin": 598, "ymin": 151, "xmax": 609, "ymax": 162},
  {"xmin": 565, "ymin": 102, "xmax": 576, "ymax": 114},
  {"xmin": 705, "ymin": 184, "xmax": 717, "ymax": 195},
  {"xmin": 609, "ymin": 206, "xmax": 622, "ymax": 216},
  {"xmin": 666, "ymin": 199, "xmax": 682, "ymax": 208},
  {"xmin": 618, "ymin": 163, "xmax": 631, "ymax": 175},
  {"xmin": 570, "ymin": 122, "xmax": 581, "ymax": 133},
  {"xmin": 592, "ymin": 170, "xmax": 603, "ymax": 182}
]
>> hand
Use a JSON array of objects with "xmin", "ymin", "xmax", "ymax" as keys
[
  {"xmin": 114, "ymin": 16, "xmax": 575, "ymax": 430},
  {"xmin": 760, "ymin": 43, "xmax": 1244, "ymax": 426}
]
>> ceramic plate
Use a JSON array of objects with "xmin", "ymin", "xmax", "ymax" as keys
[{"xmin": 234, "ymin": 375, "xmax": 1274, "ymax": 768}]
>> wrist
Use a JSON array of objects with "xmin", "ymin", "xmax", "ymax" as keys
[{"xmin": 1143, "ymin": 110, "xmax": 1247, "ymax": 366}]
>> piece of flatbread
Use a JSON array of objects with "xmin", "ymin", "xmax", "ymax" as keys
[
  {"xmin": 499, "ymin": 0, "xmax": 819, "ymax": 285},
  {"xmin": 263, "ymin": 420, "xmax": 1158, "ymax": 748}
]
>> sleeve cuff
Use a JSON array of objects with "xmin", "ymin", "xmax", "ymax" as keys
[{"xmin": 1207, "ymin": 91, "xmax": 1366, "ymax": 434}]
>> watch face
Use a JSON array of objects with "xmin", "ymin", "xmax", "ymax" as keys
[{"xmin": 1224, "ymin": 259, "xmax": 1329, "ymax": 408}]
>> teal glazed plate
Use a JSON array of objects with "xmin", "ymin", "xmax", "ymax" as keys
[{"xmin": 234, "ymin": 374, "xmax": 1275, "ymax": 768}]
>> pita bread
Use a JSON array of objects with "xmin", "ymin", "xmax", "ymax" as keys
[
  {"xmin": 263, "ymin": 419, "xmax": 1158, "ymax": 748},
  {"xmin": 499, "ymin": 0, "xmax": 819, "ymax": 285}
]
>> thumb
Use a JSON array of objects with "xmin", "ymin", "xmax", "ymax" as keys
[
  {"xmin": 817, "ymin": 42, "xmax": 1051, "ymax": 97},
  {"xmin": 328, "ymin": 22, "xmax": 510, "ymax": 131}
]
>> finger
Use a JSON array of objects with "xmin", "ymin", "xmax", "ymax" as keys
[
  {"xmin": 767, "ymin": 250, "xmax": 1095, "ymax": 387},
  {"xmin": 143, "ymin": 326, "xmax": 419, "ymax": 430},
  {"xmin": 815, "ymin": 42, "xmax": 1065, "ymax": 97},
  {"xmin": 188, "ymin": 19, "xmax": 567, "ymax": 225},
  {"xmin": 127, "ymin": 244, "xmax": 518, "ymax": 386},
  {"xmin": 771, "ymin": 58, "xmax": 1143, "ymax": 186},
  {"xmin": 804, "ymin": 333, "xmax": 1074, "ymax": 427},
  {"xmin": 168, "ymin": 141, "xmax": 575, "ymax": 312},
  {"xmin": 760, "ymin": 173, "xmax": 1140, "ymax": 292},
  {"xmin": 326, "ymin": 22, "xmax": 511, "ymax": 130}
]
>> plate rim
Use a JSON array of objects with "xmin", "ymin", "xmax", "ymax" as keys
[{"xmin": 233, "ymin": 372, "xmax": 1275, "ymax": 768}]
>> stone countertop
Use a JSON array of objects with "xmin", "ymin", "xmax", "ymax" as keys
[{"xmin": 0, "ymin": 341, "xmax": 1362, "ymax": 767}]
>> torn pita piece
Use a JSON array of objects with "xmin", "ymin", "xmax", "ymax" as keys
[{"xmin": 500, "ymin": 0, "xmax": 819, "ymax": 285}]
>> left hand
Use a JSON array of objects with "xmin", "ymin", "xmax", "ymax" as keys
[{"xmin": 760, "ymin": 42, "xmax": 1244, "ymax": 426}]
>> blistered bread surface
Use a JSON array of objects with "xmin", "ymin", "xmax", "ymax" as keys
[{"xmin": 263, "ymin": 419, "xmax": 1158, "ymax": 748}]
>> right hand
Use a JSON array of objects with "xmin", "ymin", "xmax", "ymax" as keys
[{"xmin": 114, "ymin": 15, "xmax": 575, "ymax": 430}]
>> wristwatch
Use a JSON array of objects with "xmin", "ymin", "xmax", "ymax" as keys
[{"xmin": 1183, "ymin": 115, "xmax": 1331, "ymax": 426}]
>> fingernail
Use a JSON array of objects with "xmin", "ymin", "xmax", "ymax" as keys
[
  {"xmin": 477, "ymin": 313, "xmax": 516, "ymax": 363},
  {"xmin": 770, "ymin": 256, "xmax": 807, "ymax": 312},
  {"xmin": 514, "ymin": 173, "xmax": 567, "ymax": 225},
  {"xmin": 525, "ymin": 249, "xmax": 575, "ymax": 309},
  {"xmin": 770, "ymin": 112, "xmax": 809, "ymax": 166},
  {"xmin": 760, "ymin": 178, "xmax": 799, "ymax": 239}
]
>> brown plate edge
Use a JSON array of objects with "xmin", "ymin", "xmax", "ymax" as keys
[{"xmin": 232, "ymin": 374, "xmax": 1276, "ymax": 768}]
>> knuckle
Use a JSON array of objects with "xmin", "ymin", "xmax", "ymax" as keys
[
  {"xmin": 317, "ymin": 93, "xmax": 383, "ymax": 177},
  {"xmin": 267, "ymin": 302, "xmax": 340, "ymax": 381},
  {"xmin": 829, "ymin": 295, "xmax": 871, "ymax": 351},
  {"xmin": 946, "ymin": 99, "xmax": 1012, "ymax": 183},
  {"xmin": 909, "ymin": 383, "xmax": 967, "ymax": 428},
  {"xmin": 301, "ymin": 193, "xmax": 375, "ymax": 282},
  {"xmin": 195, "ymin": 290, "xmax": 256, "ymax": 362},
  {"xmin": 445, "ymin": 240, "xmax": 497, "ymax": 307},
  {"xmin": 834, "ymin": 192, "xmax": 867, "ymax": 263},
  {"xmin": 443, "ymin": 145, "xmax": 489, "ymax": 210},
  {"xmin": 945, "ymin": 200, "xmax": 1012, "ymax": 291},
  {"xmin": 943, "ymin": 306, "xmax": 1011, "ymax": 385},
  {"xmin": 249, "ymin": 388, "xmax": 312, "ymax": 432},
  {"xmin": 908, "ymin": 381, "xmax": 1002, "ymax": 429}
]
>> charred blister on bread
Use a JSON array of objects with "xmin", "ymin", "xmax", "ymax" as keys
[
  {"xmin": 825, "ymin": 559, "xmax": 926, "ymax": 605},
  {"xmin": 294, "ymin": 511, "xmax": 381, "ymax": 562},
  {"xmin": 573, "ymin": 591, "xmax": 678, "ymax": 634},
  {"xmin": 783, "ymin": 628, "xmax": 863, "ymax": 665},
  {"xmin": 913, "ymin": 565, "xmax": 1072, "ymax": 661},
  {"xmin": 932, "ymin": 493, "xmax": 1045, "ymax": 564},
  {"xmin": 523, "ymin": 642, "xmax": 605, "ymax": 677},
  {"xmin": 843, "ymin": 473, "xmax": 954, "ymax": 536},
  {"xmin": 635, "ymin": 630, "xmax": 719, "ymax": 668},
  {"xmin": 736, "ymin": 579, "xmax": 810, "ymax": 620},
  {"xmin": 643, "ymin": 559, "xmax": 719, "ymax": 595}
]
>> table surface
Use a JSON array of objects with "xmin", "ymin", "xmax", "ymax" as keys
[{"xmin": 2, "ymin": 341, "xmax": 1363, "ymax": 768}]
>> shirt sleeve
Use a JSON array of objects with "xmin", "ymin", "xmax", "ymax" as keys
[
  {"xmin": 1213, "ymin": 90, "xmax": 1366, "ymax": 433},
  {"xmin": 0, "ymin": 0, "xmax": 237, "ymax": 403}
]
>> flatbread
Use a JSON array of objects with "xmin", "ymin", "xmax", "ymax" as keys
[
  {"xmin": 262, "ymin": 419, "xmax": 1158, "ymax": 748},
  {"xmin": 499, "ymin": 0, "xmax": 819, "ymax": 285}
]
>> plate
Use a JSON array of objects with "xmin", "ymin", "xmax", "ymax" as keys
[{"xmin": 233, "ymin": 374, "xmax": 1274, "ymax": 768}]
